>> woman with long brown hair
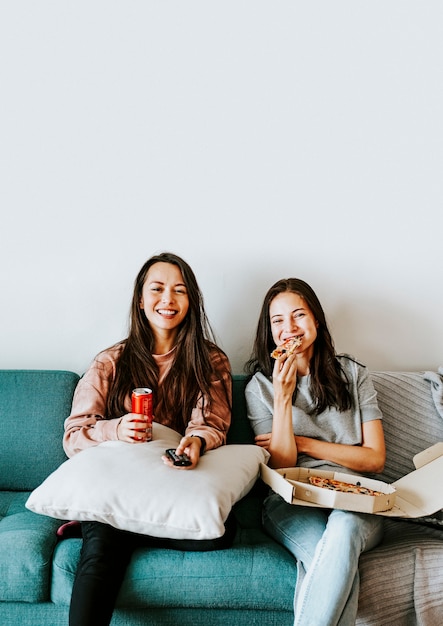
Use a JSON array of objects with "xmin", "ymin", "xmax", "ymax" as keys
[
  {"xmin": 64, "ymin": 252, "xmax": 232, "ymax": 626},
  {"xmin": 246, "ymin": 277, "xmax": 385, "ymax": 626}
]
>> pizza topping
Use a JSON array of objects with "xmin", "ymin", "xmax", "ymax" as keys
[
  {"xmin": 271, "ymin": 336, "xmax": 303, "ymax": 359},
  {"xmin": 308, "ymin": 476, "xmax": 383, "ymax": 497}
]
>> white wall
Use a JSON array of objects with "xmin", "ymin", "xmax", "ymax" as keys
[{"xmin": 1, "ymin": 1, "xmax": 442, "ymax": 375}]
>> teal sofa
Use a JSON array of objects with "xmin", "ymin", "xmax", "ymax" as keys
[{"xmin": 1, "ymin": 368, "xmax": 443, "ymax": 625}]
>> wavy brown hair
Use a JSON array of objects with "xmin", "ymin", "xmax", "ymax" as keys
[
  {"xmin": 245, "ymin": 278, "xmax": 352, "ymax": 414},
  {"xmin": 105, "ymin": 252, "xmax": 230, "ymax": 432}
]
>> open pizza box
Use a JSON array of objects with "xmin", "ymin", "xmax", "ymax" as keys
[{"xmin": 260, "ymin": 442, "xmax": 443, "ymax": 518}]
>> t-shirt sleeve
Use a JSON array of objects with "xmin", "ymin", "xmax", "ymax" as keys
[
  {"xmin": 245, "ymin": 374, "xmax": 275, "ymax": 436},
  {"xmin": 356, "ymin": 363, "xmax": 383, "ymax": 424}
]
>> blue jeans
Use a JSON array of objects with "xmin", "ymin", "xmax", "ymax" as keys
[{"xmin": 263, "ymin": 493, "xmax": 384, "ymax": 626}]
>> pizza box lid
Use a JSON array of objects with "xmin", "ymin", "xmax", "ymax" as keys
[{"xmin": 260, "ymin": 442, "xmax": 443, "ymax": 518}]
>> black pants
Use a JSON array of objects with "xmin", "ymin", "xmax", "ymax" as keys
[{"xmin": 69, "ymin": 516, "xmax": 236, "ymax": 626}]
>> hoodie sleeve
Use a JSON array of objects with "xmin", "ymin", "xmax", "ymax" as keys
[
  {"xmin": 63, "ymin": 347, "xmax": 124, "ymax": 457},
  {"xmin": 184, "ymin": 349, "xmax": 232, "ymax": 451}
]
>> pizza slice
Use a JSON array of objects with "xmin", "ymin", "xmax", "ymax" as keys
[{"xmin": 271, "ymin": 336, "xmax": 302, "ymax": 359}]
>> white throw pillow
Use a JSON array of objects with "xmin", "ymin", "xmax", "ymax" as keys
[{"xmin": 26, "ymin": 423, "xmax": 269, "ymax": 540}]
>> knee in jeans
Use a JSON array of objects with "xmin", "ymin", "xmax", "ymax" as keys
[{"xmin": 325, "ymin": 512, "xmax": 383, "ymax": 553}]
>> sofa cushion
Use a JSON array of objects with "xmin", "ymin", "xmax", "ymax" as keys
[
  {"xmin": 50, "ymin": 499, "xmax": 297, "ymax": 611},
  {"xmin": 357, "ymin": 519, "xmax": 443, "ymax": 625},
  {"xmin": 0, "ymin": 492, "xmax": 61, "ymax": 602},
  {"xmin": 0, "ymin": 370, "xmax": 80, "ymax": 490},
  {"xmin": 27, "ymin": 424, "xmax": 269, "ymax": 540}
]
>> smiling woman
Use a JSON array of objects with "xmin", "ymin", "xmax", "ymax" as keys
[
  {"xmin": 62, "ymin": 251, "xmax": 233, "ymax": 626},
  {"xmin": 245, "ymin": 276, "xmax": 386, "ymax": 626},
  {"xmin": 139, "ymin": 262, "xmax": 190, "ymax": 353}
]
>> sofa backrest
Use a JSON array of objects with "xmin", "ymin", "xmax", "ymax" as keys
[
  {"xmin": 227, "ymin": 375, "xmax": 255, "ymax": 445},
  {"xmin": 1, "ymin": 371, "xmax": 250, "ymax": 491},
  {"xmin": 0, "ymin": 370, "xmax": 80, "ymax": 491},
  {"xmin": 370, "ymin": 370, "xmax": 443, "ymax": 483}
]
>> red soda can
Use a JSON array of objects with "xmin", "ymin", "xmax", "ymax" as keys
[{"xmin": 131, "ymin": 388, "xmax": 153, "ymax": 441}]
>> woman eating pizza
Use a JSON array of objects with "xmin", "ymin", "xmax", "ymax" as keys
[{"xmin": 245, "ymin": 277, "xmax": 386, "ymax": 626}]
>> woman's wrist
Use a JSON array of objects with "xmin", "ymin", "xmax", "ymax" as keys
[
  {"xmin": 190, "ymin": 435, "xmax": 206, "ymax": 455},
  {"xmin": 273, "ymin": 393, "xmax": 294, "ymax": 416},
  {"xmin": 116, "ymin": 417, "xmax": 123, "ymax": 440}
]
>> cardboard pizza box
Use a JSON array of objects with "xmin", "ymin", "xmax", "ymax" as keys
[{"xmin": 260, "ymin": 442, "xmax": 443, "ymax": 518}]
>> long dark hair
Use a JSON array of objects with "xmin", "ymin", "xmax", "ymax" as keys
[
  {"xmin": 245, "ymin": 278, "xmax": 352, "ymax": 414},
  {"xmin": 105, "ymin": 252, "xmax": 228, "ymax": 431}
]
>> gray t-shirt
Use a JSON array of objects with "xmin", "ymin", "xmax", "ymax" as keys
[{"xmin": 245, "ymin": 355, "xmax": 382, "ymax": 473}]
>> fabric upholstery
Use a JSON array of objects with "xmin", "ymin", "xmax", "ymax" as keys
[
  {"xmin": 0, "ymin": 370, "xmax": 80, "ymax": 490},
  {"xmin": 357, "ymin": 519, "xmax": 443, "ymax": 625},
  {"xmin": 370, "ymin": 370, "xmax": 443, "ymax": 483},
  {"xmin": 50, "ymin": 488, "xmax": 296, "ymax": 610},
  {"xmin": 0, "ymin": 492, "xmax": 60, "ymax": 602}
]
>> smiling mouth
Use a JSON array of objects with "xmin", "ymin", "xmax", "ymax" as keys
[{"xmin": 157, "ymin": 309, "xmax": 177, "ymax": 317}]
